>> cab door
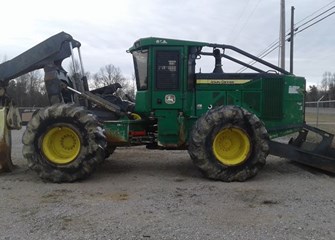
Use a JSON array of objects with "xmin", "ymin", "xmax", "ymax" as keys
[{"xmin": 151, "ymin": 47, "xmax": 183, "ymax": 110}]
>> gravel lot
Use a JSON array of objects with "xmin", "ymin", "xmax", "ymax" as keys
[{"xmin": 1, "ymin": 128, "xmax": 335, "ymax": 240}]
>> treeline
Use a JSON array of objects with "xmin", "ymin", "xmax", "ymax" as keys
[
  {"xmin": 306, "ymin": 72, "xmax": 335, "ymax": 102},
  {"xmin": 7, "ymin": 65, "xmax": 333, "ymax": 107},
  {"xmin": 5, "ymin": 64, "xmax": 135, "ymax": 107}
]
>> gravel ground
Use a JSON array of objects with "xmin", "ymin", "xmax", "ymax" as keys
[{"xmin": 1, "ymin": 128, "xmax": 335, "ymax": 240}]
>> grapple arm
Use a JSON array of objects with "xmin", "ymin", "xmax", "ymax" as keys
[
  {"xmin": 0, "ymin": 32, "xmax": 80, "ymax": 86},
  {"xmin": 0, "ymin": 32, "xmax": 81, "ymax": 172}
]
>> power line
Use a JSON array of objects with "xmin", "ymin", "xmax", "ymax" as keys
[
  {"xmin": 230, "ymin": 0, "xmax": 262, "ymax": 44},
  {"xmin": 295, "ymin": 0, "xmax": 335, "ymax": 25},
  {"xmin": 239, "ymin": 1, "xmax": 325, "ymax": 71},
  {"xmin": 237, "ymin": 43, "xmax": 280, "ymax": 73},
  {"xmin": 295, "ymin": 11, "xmax": 335, "ymax": 34},
  {"xmin": 237, "ymin": 2, "xmax": 335, "ymax": 73},
  {"xmin": 237, "ymin": 32, "xmax": 291, "ymax": 72},
  {"xmin": 227, "ymin": 0, "xmax": 251, "ymax": 43},
  {"xmin": 295, "ymin": 5, "xmax": 335, "ymax": 30}
]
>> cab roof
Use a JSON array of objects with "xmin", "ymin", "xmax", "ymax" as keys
[{"xmin": 128, "ymin": 37, "xmax": 208, "ymax": 52}]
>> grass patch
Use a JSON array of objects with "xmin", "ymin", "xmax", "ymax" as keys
[
  {"xmin": 305, "ymin": 112, "xmax": 335, "ymax": 125},
  {"xmin": 305, "ymin": 112, "xmax": 335, "ymax": 135},
  {"xmin": 273, "ymin": 112, "xmax": 335, "ymax": 143}
]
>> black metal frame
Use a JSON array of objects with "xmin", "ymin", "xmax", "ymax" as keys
[{"xmin": 200, "ymin": 43, "xmax": 291, "ymax": 75}]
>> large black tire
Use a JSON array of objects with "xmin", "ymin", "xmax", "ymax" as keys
[
  {"xmin": 188, "ymin": 105, "xmax": 269, "ymax": 182},
  {"xmin": 22, "ymin": 104, "xmax": 106, "ymax": 183}
]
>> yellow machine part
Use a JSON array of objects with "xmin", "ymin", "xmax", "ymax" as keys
[
  {"xmin": 42, "ymin": 126, "xmax": 81, "ymax": 165},
  {"xmin": 0, "ymin": 107, "xmax": 14, "ymax": 172},
  {"xmin": 213, "ymin": 127, "xmax": 251, "ymax": 166}
]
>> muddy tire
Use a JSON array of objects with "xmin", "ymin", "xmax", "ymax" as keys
[
  {"xmin": 188, "ymin": 105, "xmax": 269, "ymax": 182},
  {"xmin": 92, "ymin": 109, "xmax": 119, "ymax": 160},
  {"xmin": 22, "ymin": 104, "xmax": 106, "ymax": 183}
]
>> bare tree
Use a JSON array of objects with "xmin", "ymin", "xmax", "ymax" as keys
[
  {"xmin": 321, "ymin": 71, "xmax": 333, "ymax": 92},
  {"xmin": 321, "ymin": 71, "xmax": 335, "ymax": 101},
  {"xmin": 127, "ymin": 73, "xmax": 136, "ymax": 100},
  {"xmin": 306, "ymin": 85, "xmax": 319, "ymax": 101},
  {"xmin": 92, "ymin": 64, "xmax": 126, "ymax": 88},
  {"xmin": 7, "ymin": 70, "xmax": 48, "ymax": 107},
  {"xmin": 90, "ymin": 64, "xmax": 135, "ymax": 99}
]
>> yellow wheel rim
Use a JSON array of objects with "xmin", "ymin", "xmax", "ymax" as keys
[
  {"xmin": 213, "ymin": 127, "xmax": 251, "ymax": 166},
  {"xmin": 42, "ymin": 126, "xmax": 81, "ymax": 165},
  {"xmin": 131, "ymin": 113, "xmax": 142, "ymax": 120}
]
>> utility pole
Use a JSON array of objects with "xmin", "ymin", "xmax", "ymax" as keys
[
  {"xmin": 289, "ymin": 6, "xmax": 295, "ymax": 74},
  {"xmin": 279, "ymin": 0, "xmax": 286, "ymax": 70}
]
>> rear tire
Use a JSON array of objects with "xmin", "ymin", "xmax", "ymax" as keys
[
  {"xmin": 22, "ymin": 104, "xmax": 106, "ymax": 183},
  {"xmin": 188, "ymin": 105, "xmax": 269, "ymax": 182}
]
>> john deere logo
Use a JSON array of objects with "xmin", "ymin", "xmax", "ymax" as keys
[{"xmin": 165, "ymin": 94, "xmax": 176, "ymax": 104}]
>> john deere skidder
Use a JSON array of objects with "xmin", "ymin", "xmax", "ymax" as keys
[{"xmin": 1, "ymin": 32, "xmax": 335, "ymax": 182}]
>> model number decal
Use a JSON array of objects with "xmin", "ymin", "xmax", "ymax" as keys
[
  {"xmin": 288, "ymin": 86, "xmax": 300, "ymax": 94},
  {"xmin": 156, "ymin": 39, "xmax": 168, "ymax": 44},
  {"xmin": 196, "ymin": 79, "xmax": 251, "ymax": 85}
]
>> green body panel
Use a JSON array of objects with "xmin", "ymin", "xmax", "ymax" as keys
[
  {"xmin": 104, "ymin": 119, "xmax": 148, "ymax": 145},
  {"xmin": 105, "ymin": 120, "xmax": 129, "ymax": 144},
  {"xmin": 155, "ymin": 110, "xmax": 185, "ymax": 146},
  {"xmin": 195, "ymin": 75, "xmax": 305, "ymax": 138},
  {"xmin": 106, "ymin": 37, "xmax": 307, "ymax": 148},
  {"xmin": 134, "ymin": 90, "xmax": 151, "ymax": 114}
]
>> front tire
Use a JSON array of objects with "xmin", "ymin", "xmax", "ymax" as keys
[
  {"xmin": 188, "ymin": 105, "xmax": 269, "ymax": 182},
  {"xmin": 22, "ymin": 104, "xmax": 106, "ymax": 183}
]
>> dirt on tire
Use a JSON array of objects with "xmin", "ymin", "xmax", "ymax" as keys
[
  {"xmin": 22, "ymin": 104, "xmax": 106, "ymax": 183},
  {"xmin": 188, "ymin": 105, "xmax": 269, "ymax": 182}
]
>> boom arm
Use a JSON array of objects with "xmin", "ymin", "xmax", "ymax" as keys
[{"xmin": 0, "ymin": 32, "xmax": 80, "ymax": 86}]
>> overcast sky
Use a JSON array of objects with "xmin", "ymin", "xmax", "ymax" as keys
[{"xmin": 1, "ymin": 0, "xmax": 334, "ymax": 86}]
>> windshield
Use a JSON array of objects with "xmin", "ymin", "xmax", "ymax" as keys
[{"xmin": 132, "ymin": 50, "xmax": 148, "ymax": 90}]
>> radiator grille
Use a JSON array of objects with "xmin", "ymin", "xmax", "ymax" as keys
[{"xmin": 262, "ymin": 78, "xmax": 283, "ymax": 119}]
